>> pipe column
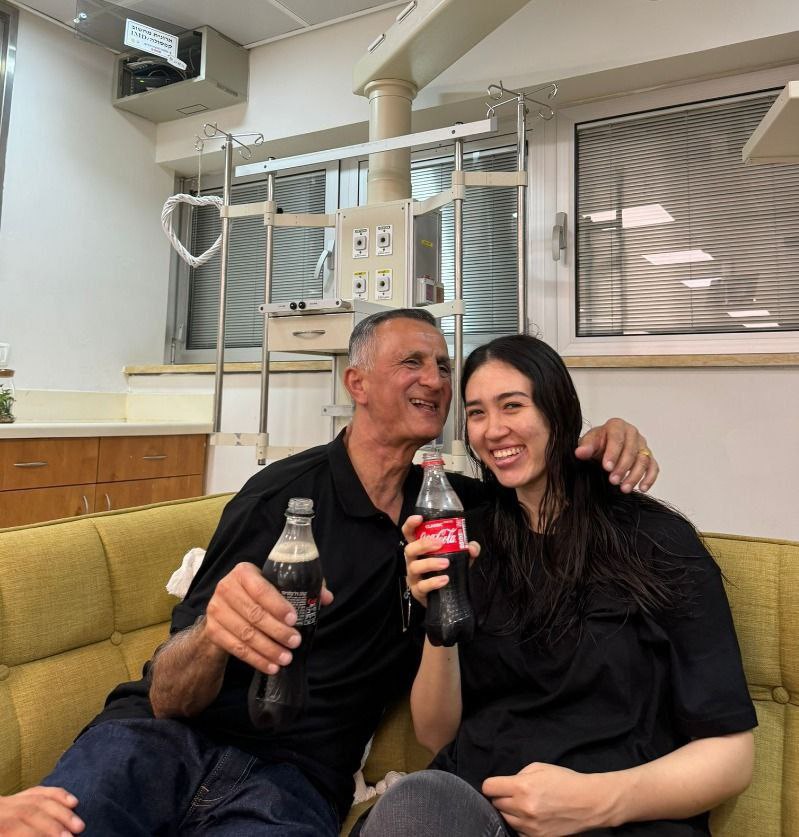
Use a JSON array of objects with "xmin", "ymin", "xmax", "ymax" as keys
[{"xmin": 364, "ymin": 79, "xmax": 418, "ymax": 204}]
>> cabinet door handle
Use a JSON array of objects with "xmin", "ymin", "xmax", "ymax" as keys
[
  {"xmin": 104, "ymin": 493, "xmax": 112, "ymax": 511},
  {"xmin": 81, "ymin": 495, "xmax": 89, "ymax": 515},
  {"xmin": 291, "ymin": 329, "xmax": 326, "ymax": 338},
  {"xmin": 14, "ymin": 461, "xmax": 48, "ymax": 468},
  {"xmin": 142, "ymin": 454, "xmax": 167, "ymax": 461}
]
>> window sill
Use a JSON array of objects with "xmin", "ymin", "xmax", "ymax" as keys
[
  {"xmin": 563, "ymin": 353, "xmax": 799, "ymax": 368},
  {"xmin": 124, "ymin": 361, "xmax": 332, "ymax": 375}
]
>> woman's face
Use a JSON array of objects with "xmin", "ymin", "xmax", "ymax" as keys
[{"xmin": 464, "ymin": 359, "xmax": 551, "ymax": 508}]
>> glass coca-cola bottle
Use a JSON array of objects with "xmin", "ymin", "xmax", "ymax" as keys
[
  {"xmin": 414, "ymin": 450, "xmax": 475, "ymax": 646},
  {"xmin": 248, "ymin": 497, "xmax": 323, "ymax": 731}
]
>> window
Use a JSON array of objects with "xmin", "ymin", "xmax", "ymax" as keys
[
  {"xmin": 0, "ymin": 1, "xmax": 18, "ymax": 223},
  {"xmin": 185, "ymin": 169, "xmax": 329, "ymax": 351},
  {"xmin": 410, "ymin": 146, "xmax": 518, "ymax": 340},
  {"xmin": 568, "ymin": 88, "xmax": 799, "ymax": 350},
  {"xmin": 173, "ymin": 141, "xmax": 520, "ymax": 360}
]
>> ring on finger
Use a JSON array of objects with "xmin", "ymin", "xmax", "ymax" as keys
[{"xmin": 638, "ymin": 447, "xmax": 652, "ymax": 458}]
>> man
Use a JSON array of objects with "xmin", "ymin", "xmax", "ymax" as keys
[{"xmin": 3, "ymin": 309, "xmax": 657, "ymax": 835}]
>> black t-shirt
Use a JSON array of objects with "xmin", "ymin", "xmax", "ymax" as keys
[
  {"xmin": 92, "ymin": 431, "xmax": 485, "ymax": 822},
  {"xmin": 430, "ymin": 505, "xmax": 757, "ymax": 835}
]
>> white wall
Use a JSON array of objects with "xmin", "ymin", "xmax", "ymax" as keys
[
  {"xmin": 0, "ymin": 11, "xmax": 174, "ymax": 391},
  {"xmin": 127, "ymin": 370, "xmax": 331, "ymax": 495},
  {"xmin": 571, "ymin": 367, "xmax": 799, "ymax": 540}
]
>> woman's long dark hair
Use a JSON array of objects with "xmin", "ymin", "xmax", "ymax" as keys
[{"xmin": 462, "ymin": 335, "xmax": 697, "ymax": 642}]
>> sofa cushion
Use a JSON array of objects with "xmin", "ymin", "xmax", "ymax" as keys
[
  {"xmin": 95, "ymin": 497, "xmax": 230, "ymax": 634},
  {"xmin": 706, "ymin": 532, "xmax": 799, "ymax": 836},
  {"xmin": 0, "ymin": 494, "xmax": 232, "ymax": 795},
  {"xmin": 0, "ymin": 520, "xmax": 113, "ymax": 666}
]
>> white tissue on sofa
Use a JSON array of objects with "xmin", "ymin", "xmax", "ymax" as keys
[{"xmin": 166, "ymin": 547, "xmax": 206, "ymax": 599}]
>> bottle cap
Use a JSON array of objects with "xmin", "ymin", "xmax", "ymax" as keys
[
  {"xmin": 420, "ymin": 446, "xmax": 444, "ymax": 468},
  {"xmin": 287, "ymin": 497, "xmax": 314, "ymax": 516}
]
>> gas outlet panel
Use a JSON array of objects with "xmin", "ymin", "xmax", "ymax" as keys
[
  {"xmin": 353, "ymin": 270, "xmax": 368, "ymax": 300},
  {"xmin": 336, "ymin": 202, "xmax": 412, "ymax": 307}
]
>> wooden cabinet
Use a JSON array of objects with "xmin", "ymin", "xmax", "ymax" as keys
[
  {"xmin": 0, "ymin": 438, "xmax": 99, "ymax": 491},
  {"xmin": 95, "ymin": 475, "xmax": 204, "ymax": 513},
  {"xmin": 97, "ymin": 435, "xmax": 206, "ymax": 483},
  {"xmin": 0, "ymin": 434, "xmax": 206, "ymax": 528},
  {"xmin": 0, "ymin": 484, "xmax": 96, "ymax": 528}
]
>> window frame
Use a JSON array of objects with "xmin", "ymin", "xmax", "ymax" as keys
[
  {"xmin": 167, "ymin": 159, "xmax": 340, "ymax": 364},
  {"xmin": 546, "ymin": 62, "xmax": 799, "ymax": 357},
  {"xmin": 0, "ymin": 1, "xmax": 18, "ymax": 226}
]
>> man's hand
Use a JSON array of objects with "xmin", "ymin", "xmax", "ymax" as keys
[
  {"xmin": 0, "ymin": 787, "xmax": 84, "ymax": 836},
  {"xmin": 204, "ymin": 563, "xmax": 334, "ymax": 675},
  {"xmin": 483, "ymin": 763, "xmax": 614, "ymax": 837},
  {"xmin": 151, "ymin": 563, "xmax": 334, "ymax": 718},
  {"xmin": 575, "ymin": 417, "xmax": 659, "ymax": 493}
]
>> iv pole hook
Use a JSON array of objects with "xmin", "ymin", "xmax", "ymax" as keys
[
  {"xmin": 486, "ymin": 80, "xmax": 558, "ymax": 121},
  {"xmin": 197, "ymin": 123, "xmax": 266, "ymax": 160}
]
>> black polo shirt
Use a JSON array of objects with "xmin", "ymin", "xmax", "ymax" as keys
[{"xmin": 93, "ymin": 431, "xmax": 485, "ymax": 822}]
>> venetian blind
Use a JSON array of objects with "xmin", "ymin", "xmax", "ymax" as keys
[
  {"xmin": 411, "ymin": 147, "xmax": 518, "ymax": 335},
  {"xmin": 576, "ymin": 92, "xmax": 799, "ymax": 337},
  {"xmin": 187, "ymin": 170, "xmax": 327, "ymax": 349}
]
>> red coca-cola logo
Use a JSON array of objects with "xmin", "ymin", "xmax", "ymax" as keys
[{"xmin": 416, "ymin": 517, "xmax": 468, "ymax": 554}]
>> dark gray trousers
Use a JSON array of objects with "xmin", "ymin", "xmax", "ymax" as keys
[{"xmin": 359, "ymin": 770, "xmax": 513, "ymax": 837}]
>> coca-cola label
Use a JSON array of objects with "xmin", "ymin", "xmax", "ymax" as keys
[
  {"xmin": 416, "ymin": 517, "xmax": 468, "ymax": 553},
  {"xmin": 421, "ymin": 458, "xmax": 445, "ymax": 468},
  {"xmin": 282, "ymin": 590, "xmax": 319, "ymax": 626}
]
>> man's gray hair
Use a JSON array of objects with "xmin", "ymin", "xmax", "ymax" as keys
[{"xmin": 348, "ymin": 308, "xmax": 437, "ymax": 369}]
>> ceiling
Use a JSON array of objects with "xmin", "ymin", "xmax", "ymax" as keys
[{"xmin": 15, "ymin": 0, "xmax": 407, "ymax": 49}]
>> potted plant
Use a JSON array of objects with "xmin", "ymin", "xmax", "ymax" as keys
[{"xmin": 0, "ymin": 383, "xmax": 15, "ymax": 423}]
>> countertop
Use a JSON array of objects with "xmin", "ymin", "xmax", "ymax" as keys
[{"xmin": 0, "ymin": 421, "xmax": 213, "ymax": 440}]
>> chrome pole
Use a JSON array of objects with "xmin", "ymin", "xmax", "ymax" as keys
[
  {"xmin": 257, "ymin": 163, "xmax": 276, "ymax": 465},
  {"xmin": 453, "ymin": 137, "xmax": 464, "ymax": 435},
  {"xmin": 516, "ymin": 95, "xmax": 528, "ymax": 334},
  {"xmin": 212, "ymin": 137, "xmax": 234, "ymax": 433}
]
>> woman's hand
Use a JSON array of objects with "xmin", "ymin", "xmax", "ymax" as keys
[
  {"xmin": 483, "ymin": 763, "xmax": 611, "ymax": 837},
  {"xmin": 401, "ymin": 515, "xmax": 480, "ymax": 607},
  {"xmin": 483, "ymin": 731, "xmax": 754, "ymax": 836}
]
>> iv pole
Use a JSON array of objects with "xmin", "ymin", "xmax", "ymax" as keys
[
  {"xmin": 486, "ymin": 81, "xmax": 557, "ymax": 334},
  {"xmin": 195, "ymin": 123, "xmax": 264, "ymax": 437}
]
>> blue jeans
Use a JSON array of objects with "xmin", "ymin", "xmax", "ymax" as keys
[
  {"xmin": 359, "ymin": 770, "xmax": 513, "ymax": 837},
  {"xmin": 42, "ymin": 718, "xmax": 339, "ymax": 836}
]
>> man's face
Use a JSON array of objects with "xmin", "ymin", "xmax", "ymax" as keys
[{"xmin": 358, "ymin": 318, "xmax": 452, "ymax": 447}]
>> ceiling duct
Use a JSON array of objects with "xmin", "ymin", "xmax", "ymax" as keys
[{"xmin": 353, "ymin": 0, "xmax": 530, "ymax": 202}]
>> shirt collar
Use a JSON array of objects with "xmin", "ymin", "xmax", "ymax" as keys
[{"xmin": 327, "ymin": 429, "xmax": 423, "ymax": 520}]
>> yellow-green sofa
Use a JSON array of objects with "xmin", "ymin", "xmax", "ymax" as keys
[{"xmin": 0, "ymin": 495, "xmax": 796, "ymax": 835}]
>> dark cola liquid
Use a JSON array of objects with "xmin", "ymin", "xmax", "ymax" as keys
[
  {"xmin": 415, "ymin": 506, "xmax": 475, "ymax": 647},
  {"xmin": 247, "ymin": 553, "xmax": 323, "ymax": 731}
]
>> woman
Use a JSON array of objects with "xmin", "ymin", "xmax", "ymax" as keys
[{"xmin": 360, "ymin": 335, "xmax": 755, "ymax": 837}]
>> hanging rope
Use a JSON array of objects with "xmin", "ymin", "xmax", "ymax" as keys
[{"xmin": 161, "ymin": 193, "xmax": 224, "ymax": 268}]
